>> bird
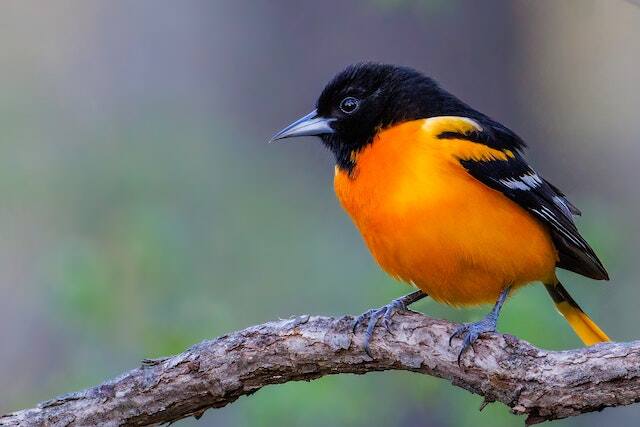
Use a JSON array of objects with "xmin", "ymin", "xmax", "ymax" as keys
[{"xmin": 269, "ymin": 63, "xmax": 610, "ymax": 363}]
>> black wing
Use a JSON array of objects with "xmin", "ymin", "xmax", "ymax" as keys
[{"xmin": 441, "ymin": 123, "xmax": 608, "ymax": 280}]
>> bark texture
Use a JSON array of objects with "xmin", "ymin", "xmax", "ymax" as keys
[{"xmin": 2, "ymin": 312, "xmax": 640, "ymax": 426}]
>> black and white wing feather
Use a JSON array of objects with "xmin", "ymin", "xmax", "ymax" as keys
[{"xmin": 444, "ymin": 121, "xmax": 608, "ymax": 281}]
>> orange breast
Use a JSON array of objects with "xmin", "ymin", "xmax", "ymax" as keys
[{"xmin": 334, "ymin": 118, "xmax": 558, "ymax": 306}]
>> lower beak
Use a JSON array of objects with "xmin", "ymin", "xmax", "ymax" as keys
[{"xmin": 269, "ymin": 110, "xmax": 335, "ymax": 143}]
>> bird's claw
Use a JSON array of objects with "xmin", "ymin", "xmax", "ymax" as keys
[
  {"xmin": 449, "ymin": 317, "xmax": 497, "ymax": 366},
  {"xmin": 352, "ymin": 298, "xmax": 408, "ymax": 357}
]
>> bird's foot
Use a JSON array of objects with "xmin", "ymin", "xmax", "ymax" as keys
[
  {"xmin": 352, "ymin": 296, "xmax": 413, "ymax": 357},
  {"xmin": 449, "ymin": 316, "xmax": 497, "ymax": 366},
  {"xmin": 352, "ymin": 301, "xmax": 403, "ymax": 357}
]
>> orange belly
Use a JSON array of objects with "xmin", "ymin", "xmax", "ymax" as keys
[{"xmin": 334, "ymin": 118, "xmax": 558, "ymax": 306}]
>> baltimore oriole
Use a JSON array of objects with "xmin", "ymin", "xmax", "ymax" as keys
[{"xmin": 270, "ymin": 63, "xmax": 610, "ymax": 363}]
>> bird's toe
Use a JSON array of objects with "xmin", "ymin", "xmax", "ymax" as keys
[{"xmin": 449, "ymin": 319, "xmax": 496, "ymax": 366}]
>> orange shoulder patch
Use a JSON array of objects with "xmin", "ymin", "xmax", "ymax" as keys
[{"xmin": 420, "ymin": 116, "xmax": 513, "ymax": 162}]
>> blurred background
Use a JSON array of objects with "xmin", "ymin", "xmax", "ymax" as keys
[{"xmin": 0, "ymin": 0, "xmax": 639, "ymax": 425}]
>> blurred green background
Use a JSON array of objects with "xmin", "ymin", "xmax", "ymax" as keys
[{"xmin": 1, "ymin": 0, "xmax": 639, "ymax": 425}]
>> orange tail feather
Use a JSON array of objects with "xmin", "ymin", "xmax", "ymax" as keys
[{"xmin": 545, "ymin": 282, "xmax": 610, "ymax": 345}]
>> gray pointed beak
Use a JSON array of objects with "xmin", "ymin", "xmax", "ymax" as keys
[{"xmin": 269, "ymin": 110, "xmax": 335, "ymax": 143}]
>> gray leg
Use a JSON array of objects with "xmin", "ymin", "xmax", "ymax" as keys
[
  {"xmin": 353, "ymin": 290, "xmax": 428, "ymax": 357},
  {"xmin": 449, "ymin": 286, "xmax": 511, "ymax": 366}
]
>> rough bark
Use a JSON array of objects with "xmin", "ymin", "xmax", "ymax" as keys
[{"xmin": 2, "ymin": 312, "xmax": 640, "ymax": 426}]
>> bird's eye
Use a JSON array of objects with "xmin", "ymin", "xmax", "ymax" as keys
[{"xmin": 339, "ymin": 97, "xmax": 359, "ymax": 114}]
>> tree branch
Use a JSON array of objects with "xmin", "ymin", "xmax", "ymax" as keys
[{"xmin": 2, "ymin": 312, "xmax": 639, "ymax": 426}]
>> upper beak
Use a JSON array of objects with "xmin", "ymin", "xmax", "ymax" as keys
[{"xmin": 269, "ymin": 110, "xmax": 335, "ymax": 143}]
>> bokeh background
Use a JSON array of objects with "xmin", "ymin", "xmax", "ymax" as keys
[{"xmin": 1, "ymin": 1, "xmax": 639, "ymax": 426}]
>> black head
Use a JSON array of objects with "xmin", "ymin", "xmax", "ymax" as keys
[{"xmin": 270, "ymin": 63, "xmax": 506, "ymax": 171}]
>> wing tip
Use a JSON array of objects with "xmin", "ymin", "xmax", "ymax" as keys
[{"xmin": 556, "ymin": 239, "xmax": 610, "ymax": 281}]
